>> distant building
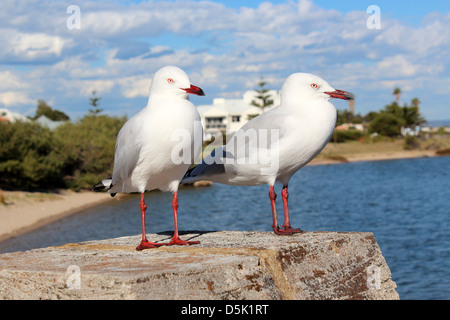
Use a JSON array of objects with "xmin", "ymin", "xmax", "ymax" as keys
[
  {"xmin": 0, "ymin": 108, "xmax": 30, "ymax": 123},
  {"xmin": 335, "ymin": 123, "xmax": 364, "ymax": 131},
  {"xmin": 401, "ymin": 126, "xmax": 421, "ymax": 137},
  {"xmin": 420, "ymin": 120, "xmax": 450, "ymax": 134},
  {"xmin": 34, "ymin": 115, "xmax": 67, "ymax": 130},
  {"xmin": 420, "ymin": 126, "xmax": 450, "ymax": 134},
  {"xmin": 197, "ymin": 90, "xmax": 280, "ymax": 140}
]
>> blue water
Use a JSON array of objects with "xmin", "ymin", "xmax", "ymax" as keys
[{"xmin": 1, "ymin": 157, "xmax": 449, "ymax": 300}]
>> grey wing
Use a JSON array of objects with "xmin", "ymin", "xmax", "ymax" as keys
[
  {"xmin": 226, "ymin": 109, "xmax": 289, "ymax": 159},
  {"xmin": 111, "ymin": 121, "xmax": 142, "ymax": 186},
  {"xmin": 182, "ymin": 110, "xmax": 290, "ymax": 183},
  {"xmin": 239, "ymin": 108, "xmax": 288, "ymax": 139},
  {"xmin": 182, "ymin": 146, "xmax": 230, "ymax": 182}
]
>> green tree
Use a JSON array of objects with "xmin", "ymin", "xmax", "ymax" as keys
[
  {"xmin": 88, "ymin": 91, "xmax": 103, "ymax": 117},
  {"xmin": 54, "ymin": 114, "xmax": 126, "ymax": 190},
  {"xmin": 411, "ymin": 97, "xmax": 421, "ymax": 108},
  {"xmin": 336, "ymin": 109, "xmax": 364, "ymax": 126},
  {"xmin": 364, "ymin": 111, "xmax": 379, "ymax": 123},
  {"xmin": 250, "ymin": 76, "xmax": 273, "ymax": 112},
  {"xmin": 32, "ymin": 100, "xmax": 70, "ymax": 121},
  {"xmin": 403, "ymin": 105, "xmax": 426, "ymax": 127},
  {"xmin": 369, "ymin": 112, "xmax": 405, "ymax": 137},
  {"xmin": 0, "ymin": 121, "xmax": 67, "ymax": 189},
  {"xmin": 406, "ymin": 98, "xmax": 425, "ymax": 126},
  {"xmin": 382, "ymin": 101, "xmax": 426, "ymax": 127},
  {"xmin": 392, "ymin": 87, "xmax": 402, "ymax": 103}
]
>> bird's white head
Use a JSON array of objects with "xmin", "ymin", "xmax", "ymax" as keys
[
  {"xmin": 149, "ymin": 66, "xmax": 205, "ymax": 99},
  {"xmin": 281, "ymin": 73, "xmax": 353, "ymax": 106}
]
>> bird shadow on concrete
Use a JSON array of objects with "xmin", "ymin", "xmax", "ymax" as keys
[{"xmin": 156, "ymin": 230, "xmax": 219, "ymax": 243}]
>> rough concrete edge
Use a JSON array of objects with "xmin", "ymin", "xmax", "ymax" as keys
[{"xmin": 1, "ymin": 231, "xmax": 399, "ymax": 300}]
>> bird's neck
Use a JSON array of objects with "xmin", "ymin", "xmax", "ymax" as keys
[
  {"xmin": 281, "ymin": 97, "xmax": 334, "ymax": 116},
  {"xmin": 146, "ymin": 93, "xmax": 188, "ymax": 108}
]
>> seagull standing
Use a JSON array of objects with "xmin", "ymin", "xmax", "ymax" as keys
[
  {"xmin": 93, "ymin": 66, "xmax": 205, "ymax": 250},
  {"xmin": 183, "ymin": 73, "xmax": 353, "ymax": 235}
]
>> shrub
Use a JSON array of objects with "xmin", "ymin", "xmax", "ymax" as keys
[
  {"xmin": 0, "ymin": 115, "xmax": 126, "ymax": 191},
  {"xmin": 332, "ymin": 129, "xmax": 364, "ymax": 143},
  {"xmin": 369, "ymin": 113, "xmax": 405, "ymax": 137},
  {"xmin": 54, "ymin": 115, "xmax": 126, "ymax": 190},
  {"xmin": 0, "ymin": 121, "xmax": 67, "ymax": 189},
  {"xmin": 403, "ymin": 136, "xmax": 420, "ymax": 150}
]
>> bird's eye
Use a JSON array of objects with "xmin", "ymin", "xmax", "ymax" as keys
[
  {"xmin": 167, "ymin": 78, "xmax": 174, "ymax": 84},
  {"xmin": 310, "ymin": 83, "xmax": 318, "ymax": 89}
]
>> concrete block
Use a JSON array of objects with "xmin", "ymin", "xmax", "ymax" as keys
[{"xmin": 0, "ymin": 231, "xmax": 399, "ymax": 300}]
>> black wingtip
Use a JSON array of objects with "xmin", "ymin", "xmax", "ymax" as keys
[
  {"xmin": 92, "ymin": 183, "xmax": 106, "ymax": 192},
  {"xmin": 183, "ymin": 164, "xmax": 199, "ymax": 181},
  {"xmin": 183, "ymin": 167, "xmax": 194, "ymax": 179},
  {"xmin": 92, "ymin": 178, "xmax": 113, "ymax": 192}
]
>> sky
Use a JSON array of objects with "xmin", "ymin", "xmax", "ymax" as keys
[{"xmin": 1, "ymin": 0, "xmax": 449, "ymax": 121}]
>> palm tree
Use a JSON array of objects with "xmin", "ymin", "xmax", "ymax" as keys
[
  {"xmin": 409, "ymin": 98, "xmax": 425, "ymax": 126},
  {"xmin": 411, "ymin": 97, "xmax": 421, "ymax": 108},
  {"xmin": 349, "ymin": 98, "xmax": 355, "ymax": 116},
  {"xmin": 392, "ymin": 87, "xmax": 402, "ymax": 103}
]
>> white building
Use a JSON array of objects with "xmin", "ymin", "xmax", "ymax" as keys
[
  {"xmin": 197, "ymin": 89, "xmax": 280, "ymax": 140},
  {"xmin": 0, "ymin": 108, "xmax": 29, "ymax": 122},
  {"xmin": 35, "ymin": 115, "xmax": 67, "ymax": 130}
]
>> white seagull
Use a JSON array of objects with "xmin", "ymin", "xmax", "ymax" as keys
[
  {"xmin": 183, "ymin": 73, "xmax": 353, "ymax": 235},
  {"xmin": 93, "ymin": 66, "xmax": 205, "ymax": 250}
]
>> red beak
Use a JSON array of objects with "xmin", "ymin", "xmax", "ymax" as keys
[
  {"xmin": 182, "ymin": 84, "xmax": 205, "ymax": 96},
  {"xmin": 325, "ymin": 89, "xmax": 354, "ymax": 100}
]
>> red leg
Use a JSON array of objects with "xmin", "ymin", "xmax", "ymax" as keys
[
  {"xmin": 281, "ymin": 186, "xmax": 301, "ymax": 234},
  {"xmin": 269, "ymin": 186, "xmax": 279, "ymax": 231},
  {"xmin": 136, "ymin": 193, "xmax": 166, "ymax": 251},
  {"xmin": 269, "ymin": 186, "xmax": 294, "ymax": 235},
  {"xmin": 167, "ymin": 192, "xmax": 199, "ymax": 246}
]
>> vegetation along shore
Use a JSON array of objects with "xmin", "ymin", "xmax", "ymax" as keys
[
  {"xmin": 1, "ymin": 136, "xmax": 449, "ymax": 243},
  {"xmin": 1, "ymin": 87, "xmax": 450, "ymax": 243}
]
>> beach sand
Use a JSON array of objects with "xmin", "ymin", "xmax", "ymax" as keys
[
  {"xmin": 309, "ymin": 149, "xmax": 437, "ymax": 165},
  {"xmin": 0, "ymin": 149, "xmax": 441, "ymax": 243},
  {"xmin": 0, "ymin": 189, "xmax": 113, "ymax": 242}
]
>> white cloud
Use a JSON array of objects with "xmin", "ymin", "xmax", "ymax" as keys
[
  {"xmin": 81, "ymin": 10, "xmax": 154, "ymax": 37},
  {"xmin": 0, "ymin": 29, "xmax": 69, "ymax": 63},
  {"xmin": 377, "ymin": 55, "xmax": 418, "ymax": 77},
  {"xmin": 118, "ymin": 76, "xmax": 151, "ymax": 98},
  {"xmin": 0, "ymin": 70, "xmax": 26, "ymax": 90},
  {"xmin": 0, "ymin": 0, "xmax": 449, "ymax": 120},
  {"xmin": 0, "ymin": 91, "xmax": 34, "ymax": 107},
  {"xmin": 65, "ymin": 79, "xmax": 115, "ymax": 97}
]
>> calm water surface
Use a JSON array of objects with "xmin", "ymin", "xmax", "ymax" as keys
[{"xmin": 1, "ymin": 157, "xmax": 449, "ymax": 300}]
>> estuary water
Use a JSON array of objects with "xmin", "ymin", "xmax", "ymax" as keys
[{"xmin": 1, "ymin": 156, "xmax": 449, "ymax": 300}]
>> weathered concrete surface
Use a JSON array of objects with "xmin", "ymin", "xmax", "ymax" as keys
[{"xmin": 0, "ymin": 231, "xmax": 399, "ymax": 300}]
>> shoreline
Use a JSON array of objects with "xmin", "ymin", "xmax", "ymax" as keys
[
  {"xmin": 309, "ymin": 149, "xmax": 438, "ymax": 165},
  {"xmin": 0, "ymin": 190, "xmax": 115, "ymax": 243},
  {"xmin": 0, "ymin": 150, "xmax": 446, "ymax": 243}
]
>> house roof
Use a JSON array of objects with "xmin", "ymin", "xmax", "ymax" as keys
[
  {"xmin": 197, "ymin": 90, "xmax": 281, "ymax": 119},
  {"xmin": 35, "ymin": 115, "xmax": 66, "ymax": 130},
  {"xmin": 202, "ymin": 106, "xmax": 228, "ymax": 117}
]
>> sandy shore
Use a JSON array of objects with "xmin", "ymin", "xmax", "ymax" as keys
[
  {"xmin": 309, "ymin": 149, "xmax": 437, "ymax": 165},
  {"xmin": 0, "ymin": 149, "xmax": 442, "ymax": 243},
  {"xmin": 0, "ymin": 190, "xmax": 114, "ymax": 242}
]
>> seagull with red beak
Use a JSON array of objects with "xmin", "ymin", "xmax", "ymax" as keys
[
  {"xmin": 183, "ymin": 72, "xmax": 353, "ymax": 235},
  {"xmin": 93, "ymin": 66, "xmax": 205, "ymax": 250}
]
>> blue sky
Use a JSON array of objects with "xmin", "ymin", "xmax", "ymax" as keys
[{"xmin": 1, "ymin": 0, "xmax": 449, "ymax": 121}]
